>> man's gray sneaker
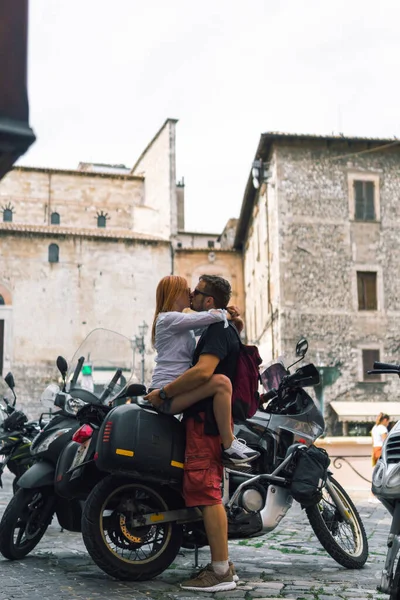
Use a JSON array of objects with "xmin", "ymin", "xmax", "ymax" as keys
[{"xmin": 222, "ymin": 436, "xmax": 260, "ymax": 465}]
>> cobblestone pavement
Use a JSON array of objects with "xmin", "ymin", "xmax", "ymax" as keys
[{"xmin": 0, "ymin": 470, "xmax": 391, "ymax": 600}]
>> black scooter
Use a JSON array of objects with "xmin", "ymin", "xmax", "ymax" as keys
[{"xmin": 0, "ymin": 328, "xmax": 137, "ymax": 560}]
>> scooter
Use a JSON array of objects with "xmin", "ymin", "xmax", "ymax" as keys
[
  {"xmin": 0, "ymin": 328, "xmax": 137, "ymax": 560},
  {"xmin": 0, "ymin": 373, "xmax": 40, "ymax": 493},
  {"xmin": 369, "ymin": 360, "xmax": 400, "ymax": 599}
]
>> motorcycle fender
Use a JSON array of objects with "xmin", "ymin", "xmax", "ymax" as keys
[{"xmin": 17, "ymin": 461, "xmax": 54, "ymax": 488}]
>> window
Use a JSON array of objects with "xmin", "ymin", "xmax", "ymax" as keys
[
  {"xmin": 97, "ymin": 215, "xmax": 106, "ymax": 228},
  {"xmin": 3, "ymin": 208, "xmax": 12, "ymax": 222},
  {"xmin": 51, "ymin": 212, "xmax": 60, "ymax": 225},
  {"xmin": 357, "ymin": 271, "xmax": 377, "ymax": 310},
  {"xmin": 354, "ymin": 180, "xmax": 375, "ymax": 220},
  {"xmin": 362, "ymin": 349, "xmax": 381, "ymax": 381},
  {"xmin": 48, "ymin": 244, "xmax": 59, "ymax": 263},
  {"xmin": 208, "ymin": 240, "xmax": 215, "ymax": 249},
  {"xmin": 176, "ymin": 242, "xmax": 182, "ymax": 248},
  {"xmin": 0, "ymin": 295, "xmax": 4, "ymax": 306}
]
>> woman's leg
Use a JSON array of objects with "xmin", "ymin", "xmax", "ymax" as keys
[{"xmin": 166, "ymin": 375, "xmax": 234, "ymax": 449}]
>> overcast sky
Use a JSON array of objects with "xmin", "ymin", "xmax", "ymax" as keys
[{"xmin": 20, "ymin": 0, "xmax": 400, "ymax": 233}]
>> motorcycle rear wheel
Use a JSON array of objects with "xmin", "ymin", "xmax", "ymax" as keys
[
  {"xmin": 306, "ymin": 476, "xmax": 368, "ymax": 569},
  {"xmin": 82, "ymin": 475, "xmax": 183, "ymax": 581},
  {"xmin": 0, "ymin": 487, "xmax": 54, "ymax": 559}
]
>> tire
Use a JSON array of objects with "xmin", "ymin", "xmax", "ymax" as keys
[
  {"xmin": 82, "ymin": 475, "xmax": 183, "ymax": 581},
  {"xmin": 306, "ymin": 475, "xmax": 368, "ymax": 569},
  {"xmin": 388, "ymin": 553, "xmax": 400, "ymax": 599},
  {"xmin": 0, "ymin": 488, "xmax": 55, "ymax": 560}
]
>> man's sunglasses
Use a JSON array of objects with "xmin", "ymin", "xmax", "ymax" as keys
[{"xmin": 193, "ymin": 288, "xmax": 215, "ymax": 299}]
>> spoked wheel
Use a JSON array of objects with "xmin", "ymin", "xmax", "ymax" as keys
[
  {"xmin": 0, "ymin": 488, "xmax": 55, "ymax": 559},
  {"xmin": 82, "ymin": 475, "xmax": 183, "ymax": 581},
  {"xmin": 306, "ymin": 476, "xmax": 368, "ymax": 568}
]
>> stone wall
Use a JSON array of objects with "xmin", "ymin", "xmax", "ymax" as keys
[
  {"xmin": 0, "ymin": 168, "xmax": 144, "ymax": 231},
  {"xmin": 241, "ymin": 138, "xmax": 400, "ymax": 430},
  {"xmin": 0, "ymin": 230, "xmax": 170, "ymax": 418},
  {"xmin": 276, "ymin": 142, "xmax": 400, "ymax": 418},
  {"xmin": 174, "ymin": 249, "xmax": 245, "ymax": 322}
]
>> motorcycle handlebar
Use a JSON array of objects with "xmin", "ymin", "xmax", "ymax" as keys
[
  {"xmin": 373, "ymin": 361, "xmax": 400, "ymax": 370},
  {"xmin": 262, "ymin": 388, "xmax": 278, "ymax": 401}
]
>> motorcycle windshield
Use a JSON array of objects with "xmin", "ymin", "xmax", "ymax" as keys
[
  {"xmin": 260, "ymin": 360, "xmax": 288, "ymax": 392},
  {"xmin": 65, "ymin": 329, "xmax": 135, "ymax": 404}
]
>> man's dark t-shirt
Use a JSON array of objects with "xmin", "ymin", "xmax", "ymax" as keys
[{"xmin": 184, "ymin": 322, "xmax": 240, "ymax": 434}]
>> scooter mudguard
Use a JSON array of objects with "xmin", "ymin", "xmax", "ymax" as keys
[{"xmin": 17, "ymin": 461, "xmax": 54, "ymax": 488}]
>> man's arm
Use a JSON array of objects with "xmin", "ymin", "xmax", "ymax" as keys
[{"xmin": 144, "ymin": 354, "xmax": 220, "ymax": 402}]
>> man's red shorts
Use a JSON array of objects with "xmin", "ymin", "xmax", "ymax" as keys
[{"xmin": 183, "ymin": 414, "xmax": 223, "ymax": 507}]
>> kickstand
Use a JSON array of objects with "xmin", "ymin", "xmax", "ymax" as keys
[{"xmin": 194, "ymin": 544, "xmax": 199, "ymax": 568}]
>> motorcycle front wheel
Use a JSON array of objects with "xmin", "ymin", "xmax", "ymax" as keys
[
  {"xmin": 0, "ymin": 487, "xmax": 55, "ymax": 559},
  {"xmin": 306, "ymin": 476, "xmax": 368, "ymax": 569},
  {"xmin": 82, "ymin": 475, "xmax": 183, "ymax": 581}
]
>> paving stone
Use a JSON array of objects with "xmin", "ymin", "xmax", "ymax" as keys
[{"xmin": 0, "ymin": 470, "xmax": 391, "ymax": 600}]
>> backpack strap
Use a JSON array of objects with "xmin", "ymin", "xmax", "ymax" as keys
[{"xmin": 228, "ymin": 322, "xmax": 244, "ymax": 347}]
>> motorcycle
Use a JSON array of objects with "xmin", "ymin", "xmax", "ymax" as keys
[
  {"xmin": 369, "ymin": 360, "xmax": 400, "ymax": 599},
  {"xmin": 0, "ymin": 373, "xmax": 40, "ymax": 494},
  {"xmin": 0, "ymin": 328, "xmax": 138, "ymax": 561},
  {"xmin": 79, "ymin": 338, "xmax": 368, "ymax": 581}
]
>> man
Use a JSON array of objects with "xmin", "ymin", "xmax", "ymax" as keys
[{"xmin": 146, "ymin": 274, "xmax": 241, "ymax": 592}]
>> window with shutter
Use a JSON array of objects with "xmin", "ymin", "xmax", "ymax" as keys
[
  {"xmin": 354, "ymin": 180, "xmax": 375, "ymax": 221},
  {"xmin": 357, "ymin": 272, "xmax": 377, "ymax": 310},
  {"xmin": 362, "ymin": 349, "xmax": 381, "ymax": 381}
]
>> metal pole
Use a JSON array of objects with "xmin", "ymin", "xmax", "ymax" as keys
[{"xmin": 141, "ymin": 344, "xmax": 145, "ymax": 384}]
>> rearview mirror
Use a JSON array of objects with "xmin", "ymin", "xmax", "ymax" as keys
[
  {"xmin": 4, "ymin": 372, "xmax": 15, "ymax": 390},
  {"xmin": 125, "ymin": 383, "xmax": 147, "ymax": 397},
  {"xmin": 56, "ymin": 356, "xmax": 68, "ymax": 378},
  {"xmin": 295, "ymin": 338, "xmax": 308, "ymax": 358}
]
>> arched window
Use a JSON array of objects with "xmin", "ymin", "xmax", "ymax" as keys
[
  {"xmin": 48, "ymin": 244, "xmax": 59, "ymax": 263},
  {"xmin": 3, "ymin": 208, "xmax": 12, "ymax": 222},
  {"xmin": 51, "ymin": 212, "xmax": 60, "ymax": 225},
  {"xmin": 97, "ymin": 215, "xmax": 106, "ymax": 228},
  {"xmin": 0, "ymin": 295, "xmax": 5, "ymax": 305}
]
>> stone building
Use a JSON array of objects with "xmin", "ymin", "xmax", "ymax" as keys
[
  {"xmin": 0, "ymin": 119, "xmax": 179, "ymax": 415},
  {"xmin": 174, "ymin": 218, "xmax": 244, "ymax": 313},
  {"xmin": 234, "ymin": 132, "xmax": 400, "ymax": 433},
  {"xmin": 0, "ymin": 118, "xmax": 244, "ymax": 416}
]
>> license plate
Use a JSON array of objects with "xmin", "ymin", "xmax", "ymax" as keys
[{"xmin": 70, "ymin": 440, "xmax": 90, "ymax": 470}]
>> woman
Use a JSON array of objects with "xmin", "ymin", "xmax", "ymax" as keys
[
  {"xmin": 371, "ymin": 412, "xmax": 390, "ymax": 466},
  {"xmin": 144, "ymin": 275, "xmax": 259, "ymax": 465}
]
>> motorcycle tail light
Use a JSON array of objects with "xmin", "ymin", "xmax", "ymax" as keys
[{"xmin": 72, "ymin": 424, "xmax": 93, "ymax": 444}]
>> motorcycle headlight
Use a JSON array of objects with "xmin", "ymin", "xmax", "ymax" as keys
[
  {"xmin": 387, "ymin": 463, "xmax": 400, "ymax": 488},
  {"xmin": 31, "ymin": 428, "xmax": 71, "ymax": 454},
  {"xmin": 372, "ymin": 461, "xmax": 385, "ymax": 488},
  {"xmin": 40, "ymin": 383, "xmax": 60, "ymax": 409},
  {"xmin": 65, "ymin": 397, "xmax": 86, "ymax": 415}
]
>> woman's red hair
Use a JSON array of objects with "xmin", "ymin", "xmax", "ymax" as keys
[{"xmin": 151, "ymin": 275, "xmax": 189, "ymax": 344}]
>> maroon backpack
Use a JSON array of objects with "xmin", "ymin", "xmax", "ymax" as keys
[{"xmin": 230, "ymin": 325, "xmax": 263, "ymax": 421}]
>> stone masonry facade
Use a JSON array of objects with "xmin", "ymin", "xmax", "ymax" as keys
[{"xmin": 236, "ymin": 134, "xmax": 400, "ymax": 432}]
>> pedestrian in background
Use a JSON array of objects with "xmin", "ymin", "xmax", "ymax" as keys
[{"xmin": 371, "ymin": 412, "xmax": 390, "ymax": 466}]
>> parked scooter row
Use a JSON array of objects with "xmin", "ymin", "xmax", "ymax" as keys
[
  {"xmin": 0, "ymin": 328, "xmax": 369, "ymax": 583},
  {"xmin": 0, "ymin": 329, "xmax": 142, "ymax": 560}
]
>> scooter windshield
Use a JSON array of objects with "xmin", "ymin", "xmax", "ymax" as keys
[{"xmin": 65, "ymin": 328, "xmax": 135, "ymax": 404}]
